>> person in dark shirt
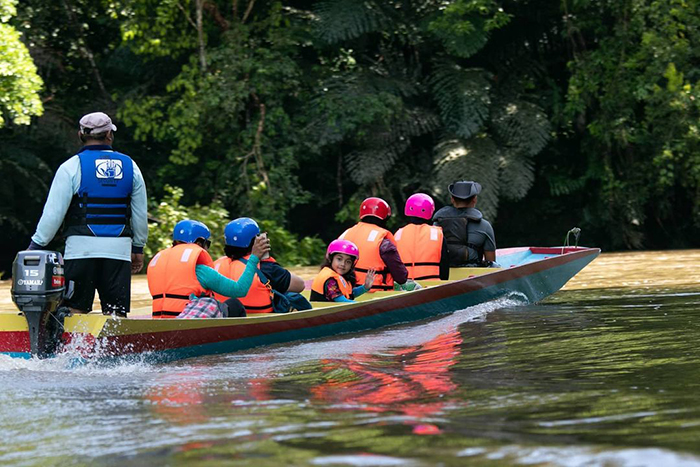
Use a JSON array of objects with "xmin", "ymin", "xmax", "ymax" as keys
[
  {"xmin": 214, "ymin": 217, "xmax": 310, "ymax": 314},
  {"xmin": 432, "ymin": 181, "xmax": 497, "ymax": 267}
]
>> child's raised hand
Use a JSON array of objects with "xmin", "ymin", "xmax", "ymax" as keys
[{"xmin": 364, "ymin": 269, "xmax": 376, "ymax": 289}]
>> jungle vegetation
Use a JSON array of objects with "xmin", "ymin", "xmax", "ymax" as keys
[{"xmin": 0, "ymin": 0, "xmax": 698, "ymax": 273}]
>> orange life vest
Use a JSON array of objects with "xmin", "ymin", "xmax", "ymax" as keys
[
  {"xmin": 311, "ymin": 267, "xmax": 354, "ymax": 300},
  {"xmin": 339, "ymin": 222, "xmax": 396, "ymax": 291},
  {"xmin": 147, "ymin": 243, "xmax": 214, "ymax": 319},
  {"xmin": 395, "ymin": 223, "xmax": 443, "ymax": 280},
  {"xmin": 212, "ymin": 255, "xmax": 275, "ymax": 314}
]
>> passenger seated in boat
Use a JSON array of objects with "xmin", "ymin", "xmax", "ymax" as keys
[
  {"xmin": 339, "ymin": 197, "xmax": 421, "ymax": 292},
  {"xmin": 212, "ymin": 217, "xmax": 311, "ymax": 315},
  {"xmin": 147, "ymin": 219, "xmax": 270, "ymax": 319},
  {"xmin": 432, "ymin": 181, "xmax": 498, "ymax": 267},
  {"xmin": 310, "ymin": 240, "xmax": 376, "ymax": 303},
  {"xmin": 395, "ymin": 193, "xmax": 450, "ymax": 281}
]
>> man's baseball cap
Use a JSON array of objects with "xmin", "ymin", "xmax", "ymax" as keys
[{"xmin": 79, "ymin": 112, "xmax": 117, "ymax": 134}]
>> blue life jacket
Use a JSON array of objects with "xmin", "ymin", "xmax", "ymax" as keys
[{"xmin": 64, "ymin": 148, "xmax": 134, "ymax": 238}]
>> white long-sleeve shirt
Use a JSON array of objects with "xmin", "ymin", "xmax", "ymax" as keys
[{"xmin": 31, "ymin": 146, "xmax": 148, "ymax": 261}]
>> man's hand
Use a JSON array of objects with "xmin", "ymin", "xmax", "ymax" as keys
[
  {"xmin": 363, "ymin": 268, "xmax": 376, "ymax": 289},
  {"xmin": 251, "ymin": 234, "xmax": 271, "ymax": 259},
  {"xmin": 131, "ymin": 253, "xmax": 144, "ymax": 274},
  {"xmin": 26, "ymin": 240, "xmax": 44, "ymax": 251}
]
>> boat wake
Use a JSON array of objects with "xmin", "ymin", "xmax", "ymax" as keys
[
  {"xmin": 0, "ymin": 294, "xmax": 527, "ymax": 376},
  {"xmin": 179, "ymin": 294, "xmax": 528, "ymax": 379}
]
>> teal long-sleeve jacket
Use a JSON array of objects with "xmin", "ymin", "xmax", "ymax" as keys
[{"xmin": 194, "ymin": 255, "xmax": 260, "ymax": 298}]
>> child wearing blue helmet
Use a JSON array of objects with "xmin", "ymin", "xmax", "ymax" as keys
[
  {"xmin": 213, "ymin": 217, "xmax": 311, "ymax": 314},
  {"xmin": 147, "ymin": 219, "xmax": 270, "ymax": 318}
]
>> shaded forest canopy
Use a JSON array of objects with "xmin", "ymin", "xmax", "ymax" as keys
[{"xmin": 1, "ymin": 0, "xmax": 699, "ymax": 274}]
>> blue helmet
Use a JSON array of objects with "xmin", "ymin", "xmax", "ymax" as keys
[
  {"xmin": 173, "ymin": 219, "xmax": 211, "ymax": 244},
  {"xmin": 224, "ymin": 217, "xmax": 260, "ymax": 247}
]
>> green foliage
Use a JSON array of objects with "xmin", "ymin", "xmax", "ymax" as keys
[
  {"xmin": 119, "ymin": 3, "xmax": 308, "ymax": 222},
  {"xmin": 564, "ymin": 0, "xmax": 700, "ymax": 247},
  {"xmin": 427, "ymin": 0, "xmax": 511, "ymax": 59},
  {"xmin": 258, "ymin": 220, "xmax": 326, "ymax": 267},
  {"xmin": 2, "ymin": 0, "xmax": 700, "ymax": 274},
  {"xmin": 146, "ymin": 185, "xmax": 325, "ymax": 267},
  {"xmin": 145, "ymin": 185, "xmax": 230, "ymax": 261},
  {"xmin": 314, "ymin": 0, "xmax": 387, "ymax": 43},
  {"xmin": 431, "ymin": 63, "xmax": 492, "ymax": 140},
  {"xmin": 0, "ymin": 0, "xmax": 43, "ymax": 127}
]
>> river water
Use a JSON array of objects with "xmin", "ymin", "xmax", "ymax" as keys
[{"xmin": 1, "ymin": 250, "xmax": 700, "ymax": 466}]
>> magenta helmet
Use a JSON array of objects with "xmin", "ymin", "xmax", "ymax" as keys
[
  {"xmin": 326, "ymin": 239, "xmax": 360, "ymax": 262},
  {"xmin": 404, "ymin": 193, "xmax": 435, "ymax": 220}
]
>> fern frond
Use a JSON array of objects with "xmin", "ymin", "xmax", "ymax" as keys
[
  {"xmin": 491, "ymin": 100, "xmax": 551, "ymax": 156},
  {"xmin": 432, "ymin": 137, "xmax": 501, "ymax": 219},
  {"xmin": 314, "ymin": 0, "xmax": 387, "ymax": 44},
  {"xmin": 365, "ymin": 107, "xmax": 440, "ymax": 148},
  {"xmin": 345, "ymin": 139, "xmax": 410, "ymax": 185},
  {"xmin": 498, "ymin": 149, "xmax": 535, "ymax": 201},
  {"xmin": 430, "ymin": 62, "xmax": 492, "ymax": 140},
  {"xmin": 547, "ymin": 173, "xmax": 588, "ymax": 197}
]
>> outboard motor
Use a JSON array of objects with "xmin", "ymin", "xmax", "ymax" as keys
[{"xmin": 11, "ymin": 251, "xmax": 70, "ymax": 358}]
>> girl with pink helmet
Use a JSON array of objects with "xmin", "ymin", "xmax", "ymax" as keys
[{"xmin": 310, "ymin": 239, "xmax": 376, "ymax": 303}]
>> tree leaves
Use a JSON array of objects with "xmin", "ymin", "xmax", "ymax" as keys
[
  {"xmin": 0, "ymin": 0, "xmax": 43, "ymax": 127},
  {"xmin": 430, "ymin": 62, "xmax": 492, "ymax": 139},
  {"xmin": 314, "ymin": 0, "xmax": 388, "ymax": 44}
]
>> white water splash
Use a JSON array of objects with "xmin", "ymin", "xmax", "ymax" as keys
[{"xmin": 457, "ymin": 445, "xmax": 700, "ymax": 467}]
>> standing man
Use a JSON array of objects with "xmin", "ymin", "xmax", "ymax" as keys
[
  {"xmin": 27, "ymin": 112, "xmax": 148, "ymax": 317},
  {"xmin": 432, "ymin": 181, "xmax": 497, "ymax": 267}
]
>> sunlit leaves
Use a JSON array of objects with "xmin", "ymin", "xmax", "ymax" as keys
[
  {"xmin": 0, "ymin": 0, "xmax": 43, "ymax": 127},
  {"xmin": 427, "ymin": 0, "xmax": 511, "ymax": 59}
]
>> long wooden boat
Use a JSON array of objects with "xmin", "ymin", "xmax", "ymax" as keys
[{"xmin": 0, "ymin": 246, "xmax": 599, "ymax": 362}]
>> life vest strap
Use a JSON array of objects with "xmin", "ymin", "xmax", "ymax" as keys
[
  {"xmin": 69, "ymin": 216, "xmax": 128, "ymax": 225},
  {"xmin": 152, "ymin": 310, "xmax": 182, "ymax": 317},
  {"xmin": 413, "ymin": 274, "xmax": 441, "ymax": 280},
  {"xmin": 75, "ymin": 195, "xmax": 132, "ymax": 205},
  {"xmin": 84, "ymin": 207, "xmax": 129, "ymax": 215},
  {"xmin": 152, "ymin": 293, "xmax": 191, "ymax": 300},
  {"xmin": 355, "ymin": 267, "xmax": 389, "ymax": 274},
  {"xmin": 245, "ymin": 303, "xmax": 274, "ymax": 311},
  {"xmin": 403, "ymin": 261, "xmax": 440, "ymax": 267}
]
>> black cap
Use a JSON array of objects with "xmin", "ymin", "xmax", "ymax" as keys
[{"xmin": 448, "ymin": 181, "xmax": 482, "ymax": 199}]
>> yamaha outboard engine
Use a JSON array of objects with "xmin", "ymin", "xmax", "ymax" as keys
[{"xmin": 11, "ymin": 251, "xmax": 69, "ymax": 358}]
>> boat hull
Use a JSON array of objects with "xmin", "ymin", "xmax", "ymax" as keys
[{"xmin": 0, "ymin": 247, "xmax": 600, "ymax": 362}]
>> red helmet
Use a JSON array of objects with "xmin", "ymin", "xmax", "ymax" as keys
[{"xmin": 359, "ymin": 197, "xmax": 392, "ymax": 220}]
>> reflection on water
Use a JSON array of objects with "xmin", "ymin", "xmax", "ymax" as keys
[{"xmin": 2, "ymin": 251, "xmax": 700, "ymax": 466}]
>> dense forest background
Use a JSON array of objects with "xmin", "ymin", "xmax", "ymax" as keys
[{"xmin": 1, "ymin": 0, "xmax": 699, "ymax": 275}]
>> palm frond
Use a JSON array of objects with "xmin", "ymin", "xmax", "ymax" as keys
[
  {"xmin": 491, "ymin": 100, "xmax": 551, "ymax": 156},
  {"xmin": 430, "ymin": 62, "xmax": 492, "ymax": 140},
  {"xmin": 314, "ymin": 0, "xmax": 387, "ymax": 44},
  {"xmin": 498, "ymin": 149, "xmax": 535, "ymax": 201},
  {"xmin": 345, "ymin": 140, "xmax": 410, "ymax": 185},
  {"xmin": 432, "ymin": 137, "xmax": 501, "ymax": 219}
]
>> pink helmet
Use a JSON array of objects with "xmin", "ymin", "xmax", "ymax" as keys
[
  {"xmin": 326, "ymin": 239, "xmax": 360, "ymax": 262},
  {"xmin": 404, "ymin": 193, "xmax": 435, "ymax": 220}
]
